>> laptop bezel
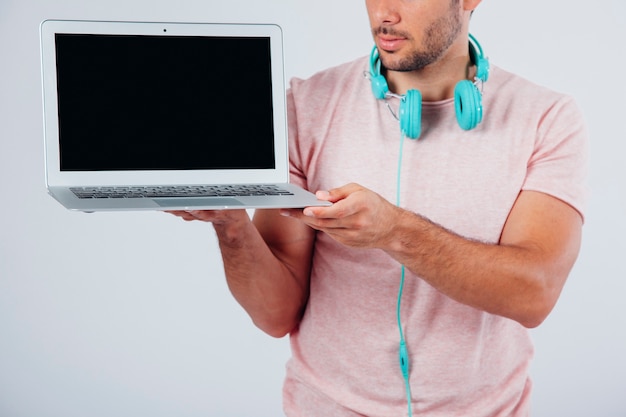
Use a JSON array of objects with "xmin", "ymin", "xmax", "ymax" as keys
[{"xmin": 40, "ymin": 19, "xmax": 289, "ymax": 188}]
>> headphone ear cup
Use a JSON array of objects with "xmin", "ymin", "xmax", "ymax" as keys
[
  {"xmin": 454, "ymin": 80, "xmax": 483, "ymax": 131},
  {"xmin": 399, "ymin": 89, "xmax": 422, "ymax": 139}
]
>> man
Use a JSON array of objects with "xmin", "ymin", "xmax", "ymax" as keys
[{"xmin": 170, "ymin": 0, "xmax": 587, "ymax": 415}]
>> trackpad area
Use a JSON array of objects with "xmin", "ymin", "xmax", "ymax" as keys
[{"xmin": 153, "ymin": 197, "xmax": 245, "ymax": 208}]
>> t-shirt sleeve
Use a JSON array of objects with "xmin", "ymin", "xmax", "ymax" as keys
[
  {"xmin": 522, "ymin": 95, "xmax": 589, "ymax": 221},
  {"xmin": 286, "ymin": 84, "xmax": 309, "ymax": 190}
]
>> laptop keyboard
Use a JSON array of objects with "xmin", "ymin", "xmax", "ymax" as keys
[{"xmin": 70, "ymin": 185, "xmax": 294, "ymax": 199}]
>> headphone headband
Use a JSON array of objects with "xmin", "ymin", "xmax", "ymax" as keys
[
  {"xmin": 469, "ymin": 33, "xmax": 490, "ymax": 83},
  {"xmin": 369, "ymin": 33, "xmax": 489, "ymax": 139}
]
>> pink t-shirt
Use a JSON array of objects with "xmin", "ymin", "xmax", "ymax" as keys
[{"xmin": 283, "ymin": 57, "xmax": 587, "ymax": 416}]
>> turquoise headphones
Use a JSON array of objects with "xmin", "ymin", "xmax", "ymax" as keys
[{"xmin": 369, "ymin": 33, "xmax": 490, "ymax": 139}]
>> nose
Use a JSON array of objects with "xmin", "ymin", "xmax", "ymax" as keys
[{"xmin": 367, "ymin": 0, "xmax": 401, "ymax": 26}]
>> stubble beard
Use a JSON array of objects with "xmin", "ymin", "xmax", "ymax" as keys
[{"xmin": 375, "ymin": 6, "xmax": 463, "ymax": 72}]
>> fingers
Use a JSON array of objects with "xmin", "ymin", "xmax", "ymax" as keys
[
  {"xmin": 305, "ymin": 183, "xmax": 364, "ymax": 219},
  {"xmin": 166, "ymin": 210, "xmax": 202, "ymax": 222},
  {"xmin": 165, "ymin": 209, "xmax": 249, "ymax": 224},
  {"xmin": 322, "ymin": 183, "xmax": 362, "ymax": 204}
]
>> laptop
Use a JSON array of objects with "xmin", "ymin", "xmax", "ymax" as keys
[{"xmin": 39, "ymin": 19, "xmax": 330, "ymax": 212}]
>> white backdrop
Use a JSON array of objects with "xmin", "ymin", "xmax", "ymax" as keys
[{"xmin": 1, "ymin": 1, "xmax": 625, "ymax": 416}]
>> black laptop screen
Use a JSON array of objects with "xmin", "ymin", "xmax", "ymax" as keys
[{"xmin": 54, "ymin": 33, "xmax": 276, "ymax": 171}]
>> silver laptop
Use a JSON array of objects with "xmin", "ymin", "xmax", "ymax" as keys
[{"xmin": 40, "ymin": 19, "xmax": 330, "ymax": 212}]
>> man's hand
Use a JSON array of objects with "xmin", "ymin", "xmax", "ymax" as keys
[{"xmin": 280, "ymin": 183, "xmax": 402, "ymax": 249}]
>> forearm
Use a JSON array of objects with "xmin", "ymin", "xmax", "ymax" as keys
[
  {"xmin": 383, "ymin": 211, "xmax": 537, "ymax": 325},
  {"xmin": 213, "ymin": 213, "xmax": 311, "ymax": 338},
  {"xmin": 383, "ymin": 204, "xmax": 580, "ymax": 328}
]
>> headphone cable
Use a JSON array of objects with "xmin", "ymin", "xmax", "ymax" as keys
[{"xmin": 396, "ymin": 132, "xmax": 414, "ymax": 417}]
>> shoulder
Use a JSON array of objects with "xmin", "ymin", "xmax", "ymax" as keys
[
  {"xmin": 289, "ymin": 56, "xmax": 370, "ymax": 102},
  {"xmin": 485, "ymin": 65, "xmax": 585, "ymax": 130},
  {"xmin": 487, "ymin": 66, "xmax": 588, "ymax": 219},
  {"xmin": 486, "ymin": 65, "xmax": 579, "ymax": 108}
]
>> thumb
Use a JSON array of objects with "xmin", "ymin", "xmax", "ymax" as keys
[{"xmin": 323, "ymin": 183, "xmax": 362, "ymax": 203}]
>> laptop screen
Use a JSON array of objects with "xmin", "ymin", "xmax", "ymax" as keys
[{"xmin": 54, "ymin": 33, "xmax": 276, "ymax": 172}]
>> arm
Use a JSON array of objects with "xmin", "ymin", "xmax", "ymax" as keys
[
  {"xmin": 170, "ymin": 209, "xmax": 315, "ymax": 337},
  {"xmin": 282, "ymin": 183, "xmax": 582, "ymax": 328}
]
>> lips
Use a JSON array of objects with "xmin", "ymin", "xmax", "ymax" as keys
[
  {"xmin": 377, "ymin": 35, "xmax": 406, "ymax": 52},
  {"xmin": 373, "ymin": 27, "xmax": 409, "ymax": 52}
]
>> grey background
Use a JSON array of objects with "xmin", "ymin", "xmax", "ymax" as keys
[{"xmin": 1, "ymin": 0, "xmax": 624, "ymax": 416}]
